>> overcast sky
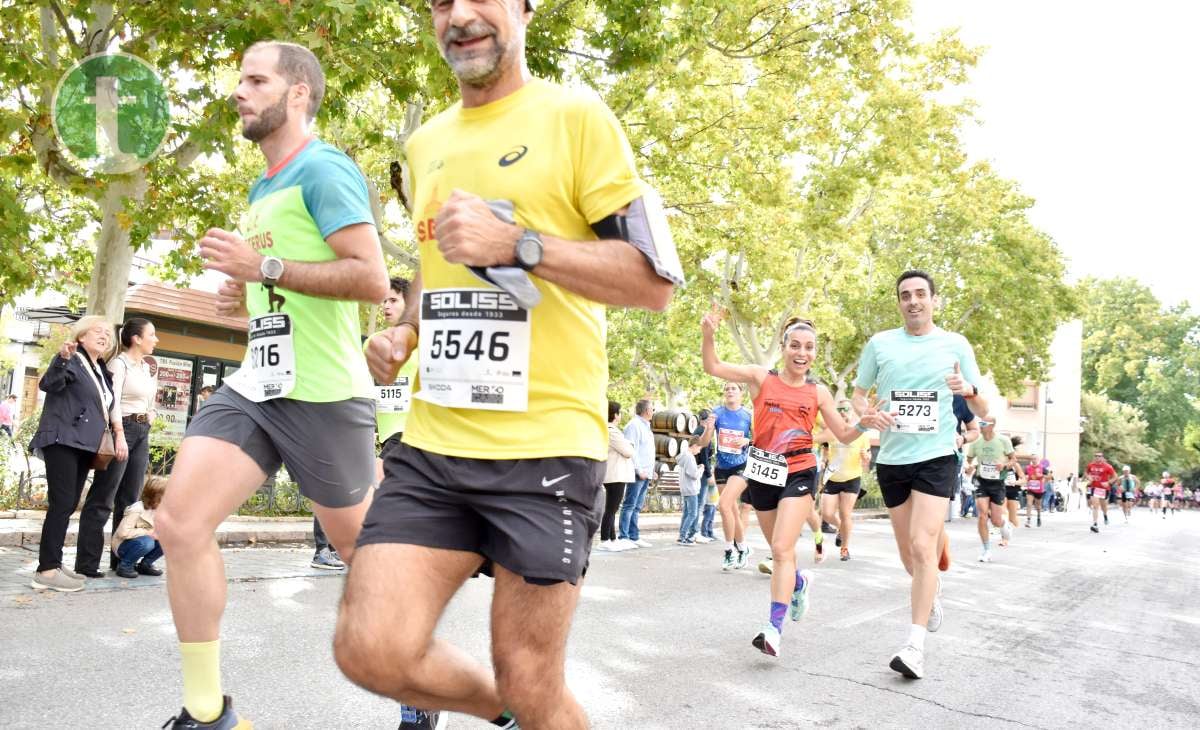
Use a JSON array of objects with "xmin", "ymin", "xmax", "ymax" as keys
[{"xmin": 911, "ymin": 1, "xmax": 1194, "ymax": 311}]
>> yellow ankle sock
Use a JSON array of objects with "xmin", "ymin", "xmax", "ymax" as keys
[{"xmin": 180, "ymin": 640, "xmax": 224, "ymax": 722}]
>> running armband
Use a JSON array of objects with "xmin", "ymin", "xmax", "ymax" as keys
[{"xmin": 590, "ymin": 190, "xmax": 686, "ymax": 286}]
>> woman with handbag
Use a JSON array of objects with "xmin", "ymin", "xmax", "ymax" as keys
[
  {"xmin": 29, "ymin": 316, "xmax": 117, "ymax": 592},
  {"xmin": 76, "ymin": 317, "xmax": 160, "ymax": 577}
]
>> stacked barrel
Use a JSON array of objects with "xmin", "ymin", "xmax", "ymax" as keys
[{"xmin": 650, "ymin": 409, "xmax": 699, "ymax": 510}]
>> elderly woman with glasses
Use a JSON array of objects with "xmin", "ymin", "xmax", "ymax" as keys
[{"xmin": 28, "ymin": 315, "xmax": 118, "ymax": 592}]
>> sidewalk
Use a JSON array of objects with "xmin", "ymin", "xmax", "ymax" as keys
[{"xmin": 0, "ymin": 508, "xmax": 890, "ymax": 548}]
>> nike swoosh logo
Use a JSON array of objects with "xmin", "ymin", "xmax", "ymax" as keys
[{"xmin": 542, "ymin": 475, "xmax": 570, "ymax": 487}]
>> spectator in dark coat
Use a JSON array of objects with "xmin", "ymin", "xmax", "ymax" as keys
[{"xmin": 29, "ymin": 316, "xmax": 117, "ymax": 592}]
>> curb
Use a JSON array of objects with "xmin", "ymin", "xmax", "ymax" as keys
[{"xmin": 1, "ymin": 510, "xmax": 891, "ymax": 548}]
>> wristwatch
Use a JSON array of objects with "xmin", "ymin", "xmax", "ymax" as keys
[
  {"xmin": 514, "ymin": 229, "xmax": 543, "ymax": 271},
  {"xmin": 261, "ymin": 256, "xmax": 284, "ymax": 287}
]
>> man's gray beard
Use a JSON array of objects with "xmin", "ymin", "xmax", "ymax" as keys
[
  {"xmin": 241, "ymin": 93, "xmax": 289, "ymax": 142},
  {"xmin": 441, "ymin": 24, "xmax": 511, "ymax": 88}
]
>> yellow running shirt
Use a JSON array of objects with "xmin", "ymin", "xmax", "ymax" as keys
[{"xmin": 404, "ymin": 79, "xmax": 645, "ymax": 461}]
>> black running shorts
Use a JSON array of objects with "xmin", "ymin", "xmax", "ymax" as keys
[
  {"xmin": 876, "ymin": 454, "xmax": 958, "ymax": 509},
  {"xmin": 1005, "ymin": 486, "xmax": 1022, "ymax": 502},
  {"xmin": 358, "ymin": 442, "xmax": 604, "ymax": 585},
  {"xmin": 974, "ymin": 478, "xmax": 1005, "ymax": 506},
  {"xmin": 714, "ymin": 465, "xmax": 745, "ymax": 485},
  {"xmin": 747, "ymin": 468, "xmax": 817, "ymax": 511},
  {"xmin": 715, "ymin": 466, "xmax": 753, "ymax": 505},
  {"xmin": 377, "ymin": 433, "xmax": 403, "ymax": 461},
  {"xmin": 823, "ymin": 477, "xmax": 862, "ymax": 496}
]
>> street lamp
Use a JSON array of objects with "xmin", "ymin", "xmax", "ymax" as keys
[{"xmin": 1042, "ymin": 384, "xmax": 1054, "ymax": 460}]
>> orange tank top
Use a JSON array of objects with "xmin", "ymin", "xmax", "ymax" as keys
[{"xmin": 751, "ymin": 372, "xmax": 819, "ymax": 472}]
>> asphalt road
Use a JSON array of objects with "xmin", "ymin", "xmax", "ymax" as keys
[{"xmin": 2, "ymin": 506, "xmax": 1197, "ymax": 729}]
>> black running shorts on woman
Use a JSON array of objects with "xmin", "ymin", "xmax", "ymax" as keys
[
  {"xmin": 823, "ymin": 477, "xmax": 862, "ymax": 496},
  {"xmin": 876, "ymin": 454, "xmax": 958, "ymax": 509},
  {"xmin": 358, "ymin": 443, "xmax": 604, "ymax": 585},
  {"xmin": 747, "ymin": 468, "xmax": 817, "ymax": 511}
]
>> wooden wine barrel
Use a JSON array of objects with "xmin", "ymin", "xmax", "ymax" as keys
[
  {"xmin": 651, "ymin": 410, "xmax": 688, "ymax": 434},
  {"xmin": 684, "ymin": 414, "xmax": 699, "ymax": 435},
  {"xmin": 654, "ymin": 433, "xmax": 680, "ymax": 458}
]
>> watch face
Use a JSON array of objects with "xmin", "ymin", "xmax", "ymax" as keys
[
  {"xmin": 263, "ymin": 257, "xmax": 284, "ymax": 279},
  {"xmin": 517, "ymin": 237, "xmax": 541, "ymax": 267}
]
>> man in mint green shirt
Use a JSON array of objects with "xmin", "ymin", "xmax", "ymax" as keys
[
  {"xmin": 853, "ymin": 270, "xmax": 987, "ymax": 681},
  {"xmin": 965, "ymin": 419, "xmax": 1015, "ymax": 562},
  {"xmin": 155, "ymin": 41, "xmax": 389, "ymax": 729}
]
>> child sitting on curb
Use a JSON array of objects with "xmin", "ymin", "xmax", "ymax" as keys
[{"xmin": 111, "ymin": 475, "xmax": 167, "ymax": 579}]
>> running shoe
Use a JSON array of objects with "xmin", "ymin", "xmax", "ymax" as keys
[
  {"xmin": 835, "ymin": 533, "xmax": 843, "ymax": 547},
  {"xmin": 635, "ymin": 539, "xmax": 653, "ymax": 548},
  {"xmin": 889, "ymin": 644, "xmax": 925, "ymax": 679},
  {"xmin": 840, "ymin": 546, "xmax": 850, "ymax": 561},
  {"xmin": 1103, "ymin": 515, "xmax": 1109, "ymax": 526},
  {"xmin": 938, "ymin": 540, "xmax": 951, "ymax": 572},
  {"xmin": 722, "ymin": 549, "xmax": 736, "ymax": 571},
  {"xmin": 978, "ymin": 547, "xmax": 991, "ymax": 563},
  {"xmin": 614, "ymin": 539, "xmax": 638, "ymax": 551},
  {"xmin": 398, "ymin": 705, "xmax": 446, "ymax": 730},
  {"xmin": 789, "ymin": 569, "xmax": 814, "ymax": 621},
  {"xmin": 734, "ymin": 546, "xmax": 750, "ymax": 570},
  {"xmin": 675, "ymin": 538, "xmax": 689, "ymax": 546},
  {"xmin": 814, "ymin": 541, "xmax": 825, "ymax": 564},
  {"xmin": 397, "ymin": 706, "xmax": 447, "ymax": 729},
  {"xmin": 311, "ymin": 548, "xmax": 346, "ymax": 571},
  {"xmin": 1090, "ymin": 524, "xmax": 1100, "ymax": 533},
  {"xmin": 927, "ymin": 577, "xmax": 943, "ymax": 633},
  {"xmin": 1000, "ymin": 522, "xmax": 1013, "ymax": 544},
  {"xmin": 1024, "ymin": 519, "xmax": 1031, "ymax": 528},
  {"xmin": 695, "ymin": 536, "xmax": 714, "ymax": 544},
  {"xmin": 757, "ymin": 557, "xmax": 774, "ymax": 575},
  {"xmin": 752, "ymin": 624, "xmax": 782, "ymax": 657},
  {"xmin": 162, "ymin": 696, "xmax": 251, "ymax": 729}
]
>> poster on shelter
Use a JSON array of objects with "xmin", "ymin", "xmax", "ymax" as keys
[{"xmin": 151, "ymin": 355, "xmax": 193, "ymax": 444}]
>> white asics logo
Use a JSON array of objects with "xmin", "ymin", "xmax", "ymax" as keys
[{"xmin": 542, "ymin": 474, "xmax": 570, "ymax": 488}]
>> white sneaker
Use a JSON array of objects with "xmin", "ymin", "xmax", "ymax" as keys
[
  {"xmin": 635, "ymin": 539, "xmax": 653, "ymax": 548},
  {"xmin": 928, "ymin": 577, "xmax": 943, "ymax": 633},
  {"xmin": 889, "ymin": 644, "xmax": 925, "ymax": 679},
  {"xmin": 757, "ymin": 557, "xmax": 774, "ymax": 575},
  {"xmin": 695, "ymin": 535, "xmax": 714, "ymax": 544},
  {"xmin": 1000, "ymin": 521, "xmax": 1013, "ymax": 542},
  {"xmin": 596, "ymin": 540, "xmax": 614, "ymax": 551},
  {"xmin": 978, "ymin": 547, "xmax": 991, "ymax": 563},
  {"xmin": 752, "ymin": 624, "xmax": 782, "ymax": 657}
]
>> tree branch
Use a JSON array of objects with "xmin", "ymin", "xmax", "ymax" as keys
[{"xmin": 46, "ymin": 0, "xmax": 80, "ymax": 51}]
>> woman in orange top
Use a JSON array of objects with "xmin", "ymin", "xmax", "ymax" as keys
[{"xmin": 701, "ymin": 308, "xmax": 862, "ymax": 658}]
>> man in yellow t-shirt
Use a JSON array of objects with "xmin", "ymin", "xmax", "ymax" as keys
[
  {"xmin": 335, "ymin": 2, "xmax": 684, "ymax": 729},
  {"xmin": 815, "ymin": 399, "xmax": 874, "ymax": 561}
]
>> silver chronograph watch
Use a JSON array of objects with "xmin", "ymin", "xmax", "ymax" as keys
[
  {"xmin": 260, "ymin": 256, "xmax": 284, "ymax": 287},
  {"xmin": 514, "ymin": 229, "xmax": 543, "ymax": 271}
]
